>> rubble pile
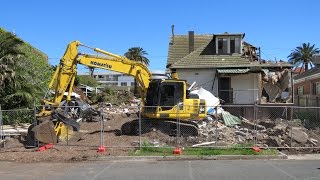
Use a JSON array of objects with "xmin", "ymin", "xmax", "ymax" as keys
[
  {"xmin": 93, "ymin": 97, "xmax": 140, "ymax": 117},
  {"xmin": 193, "ymin": 117, "xmax": 320, "ymax": 148}
]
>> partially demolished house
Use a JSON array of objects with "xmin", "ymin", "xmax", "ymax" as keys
[{"xmin": 167, "ymin": 30, "xmax": 293, "ymax": 108}]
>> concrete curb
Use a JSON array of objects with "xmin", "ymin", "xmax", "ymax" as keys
[
  {"xmin": 287, "ymin": 154, "xmax": 320, "ymax": 160},
  {"xmin": 90, "ymin": 154, "xmax": 288, "ymax": 161}
]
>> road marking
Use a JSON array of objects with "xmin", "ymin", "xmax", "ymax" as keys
[
  {"xmin": 188, "ymin": 161, "xmax": 195, "ymax": 180},
  {"xmin": 268, "ymin": 161, "xmax": 298, "ymax": 180},
  {"xmin": 90, "ymin": 162, "xmax": 116, "ymax": 180}
]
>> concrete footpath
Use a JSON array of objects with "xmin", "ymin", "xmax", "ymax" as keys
[
  {"xmin": 92, "ymin": 153, "xmax": 288, "ymax": 161},
  {"xmin": 287, "ymin": 154, "xmax": 320, "ymax": 160},
  {"xmin": 92, "ymin": 153, "xmax": 320, "ymax": 161}
]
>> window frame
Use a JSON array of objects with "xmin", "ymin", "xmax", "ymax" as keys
[
  {"xmin": 315, "ymin": 82, "xmax": 320, "ymax": 95},
  {"xmin": 297, "ymin": 86, "xmax": 304, "ymax": 95}
]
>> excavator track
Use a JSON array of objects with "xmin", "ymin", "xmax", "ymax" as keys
[{"xmin": 121, "ymin": 119, "xmax": 199, "ymax": 137}]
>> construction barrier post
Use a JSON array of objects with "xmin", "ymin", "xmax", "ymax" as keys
[{"xmin": 97, "ymin": 112, "xmax": 106, "ymax": 153}]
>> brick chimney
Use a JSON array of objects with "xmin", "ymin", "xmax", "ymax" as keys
[{"xmin": 188, "ymin": 31, "xmax": 194, "ymax": 53}]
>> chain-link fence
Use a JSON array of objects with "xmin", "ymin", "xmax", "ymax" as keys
[
  {"xmin": 1, "ymin": 104, "xmax": 320, "ymax": 152},
  {"xmin": 0, "ymin": 106, "xmax": 37, "ymax": 148}
]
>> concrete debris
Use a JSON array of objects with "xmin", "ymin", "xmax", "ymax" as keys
[
  {"xmin": 194, "ymin": 115, "xmax": 319, "ymax": 148},
  {"xmin": 258, "ymin": 120, "xmax": 276, "ymax": 129},
  {"xmin": 192, "ymin": 141, "xmax": 216, "ymax": 147},
  {"xmin": 149, "ymin": 139, "xmax": 160, "ymax": 147},
  {"xmin": 288, "ymin": 127, "xmax": 308, "ymax": 144},
  {"xmin": 241, "ymin": 118, "xmax": 266, "ymax": 130},
  {"xmin": 0, "ymin": 124, "xmax": 30, "ymax": 137},
  {"xmin": 266, "ymin": 136, "xmax": 282, "ymax": 147}
]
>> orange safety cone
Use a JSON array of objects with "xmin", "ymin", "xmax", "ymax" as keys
[
  {"xmin": 173, "ymin": 147, "xmax": 182, "ymax": 155},
  {"xmin": 97, "ymin": 145, "xmax": 106, "ymax": 153}
]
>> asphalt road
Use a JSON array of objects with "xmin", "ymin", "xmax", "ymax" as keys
[{"xmin": 0, "ymin": 160, "xmax": 320, "ymax": 180}]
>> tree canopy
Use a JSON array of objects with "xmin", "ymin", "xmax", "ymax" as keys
[
  {"xmin": 288, "ymin": 43, "xmax": 320, "ymax": 71},
  {"xmin": 0, "ymin": 28, "xmax": 52, "ymax": 109},
  {"xmin": 124, "ymin": 47, "xmax": 150, "ymax": 66}
]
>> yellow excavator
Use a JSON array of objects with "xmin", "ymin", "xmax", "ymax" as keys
[{"xmin": 28, "ymin": 41, "xmax": 207, "ymax": 144}]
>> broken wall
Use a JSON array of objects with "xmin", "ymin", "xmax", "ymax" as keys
[{"xmin": 261, "ymin": 69, "xmax": 292, "ymax": 103}]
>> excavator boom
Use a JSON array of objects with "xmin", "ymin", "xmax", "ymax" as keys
[{"xmin": 32, "ymin": 41, "xmax": 207, "ymax": 144}]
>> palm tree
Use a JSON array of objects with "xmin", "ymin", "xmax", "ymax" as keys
[
  {"xmin": 288, "ymin": 43, "xmax": 320, "ymax": 71},
  {"xmin": 124, "ymin": 47, "xmax": 150, "ymax": 96},
  {"xmin": 88, "ymin": 67, "xmax": 95, "ymax": 78},
  {"xmin": 124, "ymin": 47, "xmax": 150, "ymax": 66}
]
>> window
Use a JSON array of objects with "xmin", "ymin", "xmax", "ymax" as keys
[
  {"xmin": 112, "ymin": 75, "xmax": 119, "ymax": 81},
  {"xmin": 235, "ymin": 38, "xmax": 241, "ymax": 53},
  {"xmin": 314, "ymin": 82, "xmax": 320, "ymax": 95},
  {"xmin": 218, "ymin": 38, "xmax": 228, "ymax": 54},
  {"xmin": 230, "ymin": 37, "xmax": 241, "ymax": 54},
  {"xmin": 131, "ymin": 82, "xmax": 135, "ymax": 86},
  {"xmin": 106, "ymin": 82, "xmax": 117, "ymax": 86},
  {"xmin": 121, "ymin": 82, "xmax": 127, "ymax": 86},
  {"xmin": 230, "ymin": 38, "xmax": 235, "ymax": 53},
  {"xmin": 297, "ymin": 86, "xmax": 304, "ymax": 95}
]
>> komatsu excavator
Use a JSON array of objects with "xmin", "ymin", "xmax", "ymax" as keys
[{"xmin": 29, "ymin": 41, "xmax": 207, "ymax": 144}]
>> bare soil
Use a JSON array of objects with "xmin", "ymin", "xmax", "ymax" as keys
[
  {"xmin": 0, "ymin": 113, "xmax": 174, "ymax": 162},
  {"xmin": 1, "ymin": 112, "xmax": 320, "ymax": 162}
]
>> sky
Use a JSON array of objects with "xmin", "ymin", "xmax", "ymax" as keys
[{"xmin": 1, "ymin": 0, "xmax": 319, "ymax": 73}]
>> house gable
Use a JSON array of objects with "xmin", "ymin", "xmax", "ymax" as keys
[{"xmin": 167, "ymin": 32, "xmax": 257, "ymax": 69}]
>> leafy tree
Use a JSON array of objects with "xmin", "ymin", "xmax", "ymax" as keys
[
  {"xmin": 77, "ymin": 75, "xmax": 99, "ymax": 87},
  {"xmin": 0, "ymin": 30, "xmax": 23, "ymax": 87},
  {"xmin": 50, "ymin": 64, "xmax": 57, "ymax": 71},
  {"xmin": 288, "ymin": 43, "xmax": 320, "ymax": 71},
  {"xmin": 0, "ymin": 28, "xmax": 52, "ymax": 109},
  {"xmin": 124, "ymin": 47, "xmax": 150, "ymax": 96}
]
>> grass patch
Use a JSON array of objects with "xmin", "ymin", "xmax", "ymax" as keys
[{"xmin": 129, "ymin": 142, "xmax": 278, "ymax": 156}]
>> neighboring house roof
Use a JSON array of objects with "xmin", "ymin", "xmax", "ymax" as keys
[
  {"xmin": 167, "ymin": 33, "xmax": 292, "ymax": 69},
  {"xmin": 294, "ymin": 67, "xmax": 320, "ymax": 83},
  {"xmin": 292, "ymin": 67, "xmax": 305, "ymax": 74}
]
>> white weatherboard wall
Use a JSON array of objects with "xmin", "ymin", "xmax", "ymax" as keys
[
  {"xmin": 231, "ymin": 73, "xmax": 259, "ymax": 104},
  {"xmin": 176, "ymin": 68, "xmax": 218, "ymax": 96}
]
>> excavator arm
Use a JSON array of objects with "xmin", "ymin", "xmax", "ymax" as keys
[
  {"xmin": 33, "ymin": 41, "xmax": 153, "ymax": 143},
  {"xmin": 40, "ymin": 41, "xmax": 152, "ymax": 116}
]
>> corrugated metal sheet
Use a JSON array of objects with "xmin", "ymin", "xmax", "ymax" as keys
[
  {"xmin": 221, "ymin": 111, "xmax": 241, "ymax": 127},
  {"xmin": 217, "ymin": 69, "xmax": 249, "ymax": 74}
]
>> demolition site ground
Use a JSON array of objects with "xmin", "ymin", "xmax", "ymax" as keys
[{"xmin": 1, "ymin": 108, "xmax": 320, "ymax": 162}]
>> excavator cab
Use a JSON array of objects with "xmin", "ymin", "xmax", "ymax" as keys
[
  {"xmin": 143, "ymin": 79, "xmax": 206, "ymax": 120},
  {"xmin": 144, "ymin": 80, "xmax": 183, "ymax": 112}
]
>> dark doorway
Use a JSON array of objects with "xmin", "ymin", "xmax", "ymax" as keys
[{"xmin": 219, "ymin": 77, "xmax": 232, "ymax": 103}]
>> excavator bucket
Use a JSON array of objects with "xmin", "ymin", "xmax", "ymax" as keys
[
  {"xmin": 32, "ymin": 110, "xmax": 83, "ymax": 144},
  {"xmin": 32, "ymin": 120, "xmax": 83, "ymax": 144},
  {"xmin": 32, "ymin": 120, "xmax": 57, "ymax": 144},
  {"xmin": 54, "ymin": 122, "xmax": 83, "ymax": 143}
]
